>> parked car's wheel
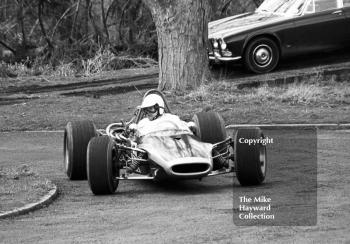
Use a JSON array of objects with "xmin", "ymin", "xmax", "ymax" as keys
[
  {"xmin": 64, "ymin": 120, "xmax": 96, "ymax": 180},
  {"xmin": 234, "ymin": 128, "xmax": 267, "ymax": 186},
  {"xmin": 192, "ymin": 111, "xmax": 227, "ymax": 143},
  {"xmin": 87, "ymin": 136, "xmax": 119, "ymax": 195},
  {"xmin": 244, "ymin": 37, "xmax": 279, "ymax": 74}
]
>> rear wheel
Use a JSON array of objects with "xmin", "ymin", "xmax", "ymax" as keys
[
  {"xmin": 64, "ymin": 120, "xmax": 96, "ymax": 180},
  {"xmin": 87, "ymin": 136, "xmax": 119, "ymax": 195},
  {"xmin": 234, "ymin": 128, "xmax": 267, "ymax": 186},
  {"xmin": 244, "ymin": 37, "xmax": 279, "ymax": 74}
]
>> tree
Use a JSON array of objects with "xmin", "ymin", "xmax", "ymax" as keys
[{"xmin": 143, "ymin": 0, "xmax": 210, "ymax": 91}]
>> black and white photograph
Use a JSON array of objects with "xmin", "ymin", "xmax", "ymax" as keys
[{"xmin": 0, "ymin": 0, "xmax": 349, "ymax": 243}]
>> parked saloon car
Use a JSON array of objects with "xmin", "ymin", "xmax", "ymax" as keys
[{"xmin": 208, "ymin": 0, "xmax": 350, "ymax": 73}]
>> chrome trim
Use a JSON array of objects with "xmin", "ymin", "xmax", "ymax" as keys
[
  {"xmin": 253, "ymin": 44, "xmax": 273, "ymax": 68},
  {"xmin": 207, "ymin": 167, "xmax": 233, "ymax": 176},
  {"xmin": 209, "ymin": 55, "xmax": 242, "ymax": 61},
  {"xmin": 116, "ymin": 175, "xmax": 154, "ymax": 180}
]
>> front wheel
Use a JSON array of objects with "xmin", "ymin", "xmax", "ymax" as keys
[
  {"xmin": 234, "ymin": 128, "xmax": 267, "ymax": 186},
  {"xmin": 192, "ymin": 111, "xmax": 227, "ymax": 143},
  {"xmin": 244, "ymin": 37, "xmax": 280, "ymax": 74},
  {"xmin": 87, "ymin": 136, "xmax": 119, "ymax": 195},
  {"xmin": 193, "ymin": 111, "xmax": 228, "ymax": 170}
]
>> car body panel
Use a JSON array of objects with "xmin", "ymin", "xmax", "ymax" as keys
[
  {"xmin": 139, "ymin": 134, "xmax": 213, "ymax": 179},
  {"xmin": 290, "ymin": 8, "xmax": 350, "ymax": 55},
  {"xmin": 209, "ymin": 12, "xmax": 291, "ymax": 40},
  {"xmin": 136, "ymin": 113, "xmax": 214, "ymax": 179}
]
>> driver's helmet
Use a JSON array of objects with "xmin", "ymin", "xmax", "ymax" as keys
[{"xmin": 140, "ymin": 94, "xmax": 165, "ymax": 121}]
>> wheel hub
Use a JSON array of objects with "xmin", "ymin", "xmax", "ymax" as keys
[
  {"xmin": 64, "ymin": 140, "xmax": 69, "ymax": 172},
  {"xmin": 253, "ymin": 45, "xmax": 272, "ymax": 67},
  {"xmin": 259, "ymin": 146, "xmax": 267, "ymax": 176}
]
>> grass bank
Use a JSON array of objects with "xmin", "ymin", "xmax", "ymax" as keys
[{"xmin": 1, "ymin": 76, "xmax": 349, "ymax": 131}]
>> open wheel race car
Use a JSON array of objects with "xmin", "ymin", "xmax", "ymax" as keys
[{"xmin": 63, "ymin": 90, "xmax": 267, "ymax": 195}]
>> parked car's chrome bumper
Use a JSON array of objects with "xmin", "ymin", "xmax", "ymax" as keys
[{"xmin": 209, "ymin": 51, "xmax": 241, "ymax": 61}]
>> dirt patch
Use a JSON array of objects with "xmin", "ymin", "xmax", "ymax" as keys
[
  {"xmin": 0, "ymin": 164, "xmax": 55, "ymax": 213},
  {"xmin": 0, "ymin": 69, "xmax": 158, "ymax": 95},
  {"xmin": 0, "ymin": 95, "xmax": 40, "ymax": 106},
  {"xmin": 61, "ymin": 81, "xmax": 157, "ymax": 97}
]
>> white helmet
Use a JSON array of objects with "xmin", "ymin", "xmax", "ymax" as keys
[
  {"xmin": 140, "ymin": 94, "xmax": 165, "ymax": 120},
  {"xmin": 141, "ymin": 94, "xmax": 165, "ymax": 113}
]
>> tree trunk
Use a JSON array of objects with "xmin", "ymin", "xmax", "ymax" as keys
[{"xmin": 143, "ymin": 0, "xmax": 210, "ymax": 91}]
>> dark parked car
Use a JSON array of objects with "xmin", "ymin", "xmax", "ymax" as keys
[{"xmin": 208, "ymin": 0, "xmax": 350, "ymax": 73}]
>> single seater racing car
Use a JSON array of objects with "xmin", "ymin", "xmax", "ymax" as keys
[{"xmin": 63, "ymin": 89, "xmax": 267, "ymax": 195}]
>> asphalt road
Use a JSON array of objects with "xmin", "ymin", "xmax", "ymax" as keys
[{"xmin": 0, "ymin": 130, "xmax": 349, "ymax": 243}]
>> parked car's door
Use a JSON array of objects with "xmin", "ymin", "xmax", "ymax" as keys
[{"xmin": 291, "ymin": 0, "xmax": 348, "ymax": 53}]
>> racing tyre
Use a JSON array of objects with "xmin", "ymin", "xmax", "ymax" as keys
[
  {"xmin": 64, "ymin": 120, "xmax": 96, "ymax": 180},
  {"xmin": 192, "ymin": 111, "xmax": 227, "ymax": 143},
  {"xmin": 87, "ymin": 136, "xmax": 119, "ymax": 195},
  {"xmin": 193, "ymin": 112, "xmax": 228, "ymax": 170},
  {"xmin": 244, "ymin": 37, "xmax": 279, "ymax": 74},
  {"xmin": 234, "ymin": 128, "xmax": 267, "ymax": 186}
]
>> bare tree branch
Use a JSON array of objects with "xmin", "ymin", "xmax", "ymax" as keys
[
  {"xmin": 51, "ymin": 2, "xmax": 77, "ymax": 40},
  {"xmin": 0, "ymin": 40, "xmax": 16, "ymax": 54},
  {"xmin": 221, "ymin": 0, "xmax": 233, "ymax": 15},
  {"xmin": 106, "ymin": 0, "xmax": 118, "ymax": 21},
  {"xmin": 118, "ymin": 0, "xmax": 132, "ymax": 44},
  {"xmin": 18, "ymin": 0, "xmax": 27, "ymax": 46},
  {"xmin": 101, "ymin": 0, "xmax": 110, "ymax": 45},
  {"xmin": 87, "ymin": 0, "xmax": 102, "ymax": 43},
  {"xmin": 252, "ymin": 0, "xmax": 262, "ymax": 7},
  {"xmin": 38, "ymin": 0, "xmax": 54, "ymax": 49},
  {"xmin": 70, "ymin": 0, "xmax": 81, "ymax": 39},
  {"xmin": 28, "ymin": 19, "xmax": 39, "ymax": 39}
]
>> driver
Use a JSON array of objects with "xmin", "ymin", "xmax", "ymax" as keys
[{"xmin": 136, "ymin": 93, "xmax": 197, "ymax": 137}]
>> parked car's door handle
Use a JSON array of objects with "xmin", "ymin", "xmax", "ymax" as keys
[{"xmin": 332, "ymin": 10, "xmax": 343, "ymax": 15}]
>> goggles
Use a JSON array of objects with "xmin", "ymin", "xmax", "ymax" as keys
[{"xmin": 144, "ymin": 105, "xmax": 157, "ymax": 114}]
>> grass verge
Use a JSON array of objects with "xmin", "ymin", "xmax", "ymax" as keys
[
  {"xmin": 0, "ymin": 165, "xmax": 55, "ymax": 213},
  {"xmin": 0, "ymin": 76, "xmax": 350, "ymax": 132}
]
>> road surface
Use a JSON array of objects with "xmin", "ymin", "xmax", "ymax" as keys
[{"xmin": 0, "ymin": 130, "xmax": 349, "ymax": 243}]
